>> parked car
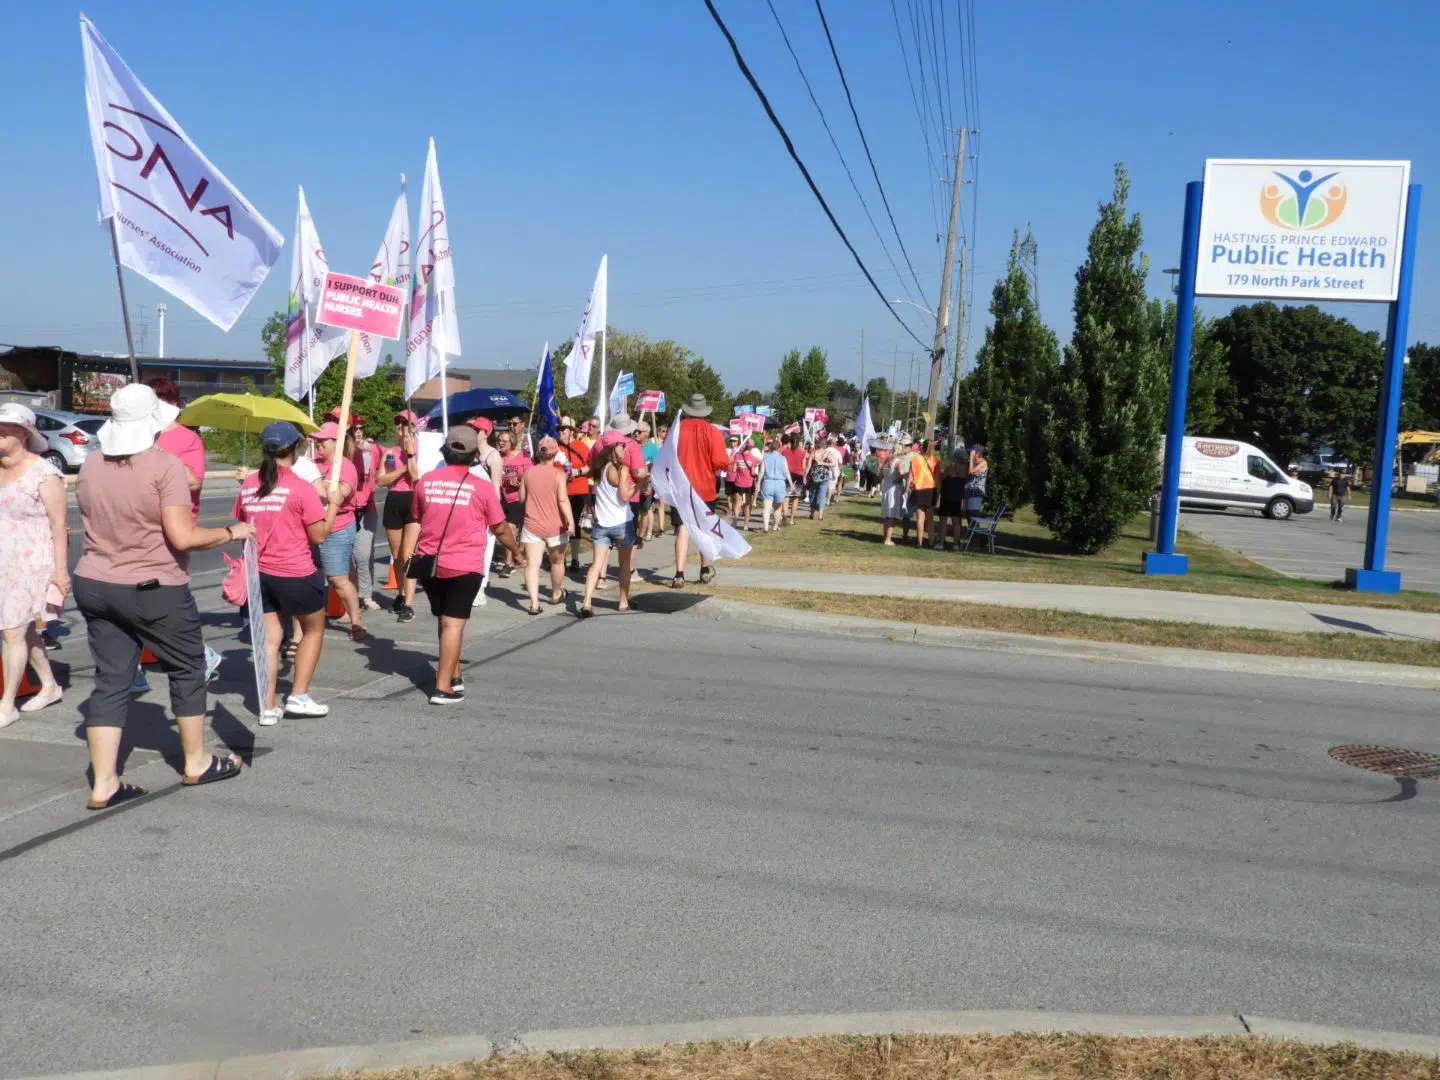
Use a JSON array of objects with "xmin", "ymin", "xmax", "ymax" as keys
[
  {"xmin": 33, "ymin": 409, "xmax": 105, "ymax": 472},
  {"xmin": 1168, "ymin": 436, "xmax": 1315, "ymax": 519}
]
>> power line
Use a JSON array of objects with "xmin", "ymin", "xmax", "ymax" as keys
[
  {"xmin": 889, "ymin": 0, "xmax": 942, "ymax": 238},
  {"xmin": 684, "ymin": 3, "xmax": 933, "ymax": 351},
  {"xmin": 812, "ymin": 0, "xmax": 931, "ymax": 307},
  {"xmin": 763, "ymin": 0, "xmax": 918, "ymax": 306}
]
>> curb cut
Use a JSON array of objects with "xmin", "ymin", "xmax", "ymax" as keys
[
  {"xmin": 685, "ymin": 597, "xmax": 1440, "ymax": 690},
  {"xmin": 12, "ymin": 1010, "xmax": 1440, "ymax": 1080}
]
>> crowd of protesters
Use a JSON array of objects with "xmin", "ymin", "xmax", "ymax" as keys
[{"xmin": 0, "ymin": 382, "xmax": 998, "ymax": 808}]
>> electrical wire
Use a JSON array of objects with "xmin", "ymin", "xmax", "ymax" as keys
[
  {"xmin": 889, "ymin": 0, "xmax": 943, "ymax": 239},
  {"xmin": 699, "ymin": 0, "xmax": 930, "ymax": 353}
]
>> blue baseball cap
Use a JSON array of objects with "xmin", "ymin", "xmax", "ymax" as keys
[{"xmin": 260, "ymin": 420, "xmax": 304, "ymax": 452}]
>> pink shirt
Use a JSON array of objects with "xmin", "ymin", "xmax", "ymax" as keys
[
  {"xmin": 351, "ymin": 441, "xmax": 382, "ymax": 511},
  {"xmin": 412, "ymin": 465, "xmax": 505, "ymax": 575},
  {"xmin": 499, "ymin": 452, "xmax": 533, "ymax": 504},
  {"xmin": 383, "ymin": 445, "xmax": 414, "ymax": 492},
  {"xmin": 725, "ymin": 447, "xmax": 760, "ymax": 489},
  {"xmin": 233, "ymin": 468, "xmax": 326, "ymax": 578},
  {"xmin": 75, "ymin": 448, "xmax": 191, "ymax": 586},
  {"xmin": 155, "ymin": 425, "xmax": 206, "ymax": 518},
  {"xmin": 316, "ymin": 457, "xmax": 359, "ymax": 530}
]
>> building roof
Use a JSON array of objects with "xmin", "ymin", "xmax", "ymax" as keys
[{"xmin": 449, "ymin": 367, "xmax": 532, "ymax": 393}]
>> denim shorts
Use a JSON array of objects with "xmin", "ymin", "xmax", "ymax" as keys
[
  {"xmin": 760, "ymin": 479, "xmax": 787, "ymax": 504},
  {"xmin": 591, "ymin": 519, "xmax": 636, "ymax": 549},
  {"xmin": 317, "ymin": 521, "xmax": 357, "ymax": 576}
]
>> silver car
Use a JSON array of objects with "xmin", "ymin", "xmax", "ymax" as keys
[{"xmin": 33, "ymin": 409, "xmax": 105, "ymax": 472}]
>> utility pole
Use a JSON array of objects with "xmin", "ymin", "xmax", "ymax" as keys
[
  {"xmin": 948, "ymin": 245, "xmax": 967, "ymax": 438},
  {"xmin": 858, "ymin": 328, "xmax": 865, "ymax": 423},
  {"xmin": 156, "ymin": 303, "xmax": 166, "ymax": 358},
  {"xmin": 925, "ymin": 126, "xmax": 967, "ymax": 442},
  {"xmin": 889, "ymin": 345, "xmax": 898, "ymax": 427}
]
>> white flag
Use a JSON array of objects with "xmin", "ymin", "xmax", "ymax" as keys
[
  {"xmin": 563, "ymin": 255, "xmax": 608, "ymax": 398},
  {"xmin": 282, "ymin": 187, "xmax": 348, "ymax": 401},
  {"xmin": 853, "ymin": 396, "xmax": 876, "ymax": 456},
  {"xmin": 406, "ymin": 139, "xmax": 460, "ymax": 399},
  {"xmin": 649, "ymin": 420, "xmax": 751, "ymax": 562},
  {"xmin": 357, "ymin": 182, "xmax": 411, "ymax": 378},
  {"xmin": 81, "ymin": 15, "xmax": 282, "ymax": 332}
]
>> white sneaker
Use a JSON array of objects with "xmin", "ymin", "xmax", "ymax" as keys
[
  {"xmin": 258, "ymin": 707, "xmax": 282, "ymax": 727},
  {"xmin": 472, "ymin": 590, "xmax": 487, "ymax": 607},
  {"xmin": 284, "ymin": 693, "xmax": 330, "ymax": 718}
]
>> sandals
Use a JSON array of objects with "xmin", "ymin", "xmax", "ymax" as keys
[
  {"xmin": 348, "ymin": 625, "xmax": 368, "ymax": 643},
  {"xmin": 527, "ymin": 605, "xmax": 542, "ymax": 616},
  {"xmin": 182, "ymin": 754, "xmax": 243, "ymax": 787},
  {"xmin": 86, "ymin": 782, "xmax": 150, "ymax": 811},
  {"xmin": 577, "ymin": 606, "xmax": 594, "ymax": 619},
  {"xmin": 282, "ymin": 641, "xmax": 299, "ymax": 661},
  {"xmin": 546, "ymin": 589, "xmax": 568, "ymax": 605}
]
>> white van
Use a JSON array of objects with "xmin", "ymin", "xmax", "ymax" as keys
[{"xmin": 1165, "ymin": 436, "xmax": 1315, "ymax": 520}]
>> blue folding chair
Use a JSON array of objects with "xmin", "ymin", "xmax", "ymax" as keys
[{"xmin": 961, "ymin": 504, "xmax": 1007, "ymax": 554}]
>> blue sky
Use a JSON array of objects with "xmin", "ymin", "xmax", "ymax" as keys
[{"xmin": 2, "ymin": 1, "xmax": 1436, "ymax": 395}]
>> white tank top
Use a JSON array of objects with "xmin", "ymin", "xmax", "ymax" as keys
[{"xmin": 593, "ymin": 467, "xmax": 633, "ymax": 528}]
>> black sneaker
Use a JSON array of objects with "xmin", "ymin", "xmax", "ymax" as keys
[
  {"xmin": 569, "ymin": 558, "xmax": 581, "ymax": 574},
  {"xmin": 396, "ymin": 603, "xmax": 415, "ymax": 624},
  {"xmin": 429, "ymin": 688, "xmax": 465, "ymax": 705},
  {"xmin": 452, "ymin": 678, "xmax": 465, "ymax": 694},
  {"xmin": 41, "ymin": 632, "xmax": 61, "ymax": 652}
]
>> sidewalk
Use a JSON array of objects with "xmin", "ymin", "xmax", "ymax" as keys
[{"xmin": 711, "ymin": 566, "xmax": 1440, "ymax": 641}]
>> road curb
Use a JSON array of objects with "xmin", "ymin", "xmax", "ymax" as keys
[
  {"xmin": 12, "ymin": 1010, "xmax": 1440, "ymax": 1080},
  {"xmin": 688, "ymin": 596, "xmax": 1440, "ymax": 690}
]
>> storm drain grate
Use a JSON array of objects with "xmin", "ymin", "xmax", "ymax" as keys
[{"xmin": 1328, "ymin": 745, "xmax": 1440, "ymax": 780}]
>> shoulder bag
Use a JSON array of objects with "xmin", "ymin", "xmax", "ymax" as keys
[{"xmin": 405, "ymin": 471, "xmax": 468, "ymax": 583}]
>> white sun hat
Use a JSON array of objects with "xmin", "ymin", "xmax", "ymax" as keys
[{"xmin": 96, "ymin": 383, "xmax": 180, "ymax": 457}]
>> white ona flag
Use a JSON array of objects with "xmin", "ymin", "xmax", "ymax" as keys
[
  {"xmin": 81, "ymin": 15, "xmax": 282, "ymax": 332},
  {"xmin": 406, "ymin": 138, "xmax": 460, "ymax": 399},
  {"xmin": 853, "ymin": 396, "xmax": 876, "ymax": 457},
  {"xmin": 282, "ymin": 187, "xmax": 348, "ymax": 401},
  {"xmin": 649, "ymin": 419, "xmax": 751, "ymax": 562},
  {"xmin": 357, "ymin": 182, "xmax": 410, "ymax": 378},
  {"xmin": 563, "ymin": 255, "xmax": 608, "ymax": 398}
]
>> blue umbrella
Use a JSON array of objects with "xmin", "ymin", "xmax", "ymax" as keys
[{"xmin": 423, "ymin": 388, "xmax": 530, "ymax": 428}]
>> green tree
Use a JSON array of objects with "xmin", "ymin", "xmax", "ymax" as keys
[
  {"xmin": 732, "ymin": 388, "xmax": 766, "ymax": 408},
  {"xmin": 971, "ymin": 232, "xmax": 1062, "ymax": 509},
  {"xmin": 1148, "ymin": 301, "xmax": 1232, "ymax": 435},
  {"xmin": 1210, "ymin": 302, "xmax": 1381, "ymax": 466},
  {"xmin": 1399, "ymin": 342, "xmax": 1440, "ymax": 441},
  {"xmin": 552, "ymin": 328, "xmax": 728, "ymax": 422},
  {"xmin": 1035, "ymin": 165, "xmax": 1168, "ymax": 553},
  {"xmin": 262, "ymin": 311, "xmax": 404, "ymax": 441},
  {"xmin": 772, "ymin": 348, "xmax": 805, "ymax": 423},
  {"xmin": 798, "ymin": 346, "xmax": 830, "ymax": 407}
]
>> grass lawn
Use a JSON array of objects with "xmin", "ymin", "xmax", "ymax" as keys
[
  {"xmin": 703, "ymin": 586, "xmax": 1440, "ymax": 668},
  {"xmin": 736, "ymin": 497, "xmax": 1440, "ymax": 613},
  {"xmin": 328, "ymin": 1033, "xmax": 1438, "ymax": 1080}
]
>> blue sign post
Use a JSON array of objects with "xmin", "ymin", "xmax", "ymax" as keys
[
  {"xmin": 1143, "ymin": 181, "xmax": 1204, "ymax": 577},
  {"xmin": 1348, "ymin": 185, "xmax": 1423, "ymax": 593}
]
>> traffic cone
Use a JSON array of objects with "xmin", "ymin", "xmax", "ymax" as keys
[
  {"xmin": 327, "ymin": 587, "xmax": 345, "ymax": 618},
  {"xmin": 382, "ymin": 562, "xmax": 398, "ymax": 590},
  {"xmin": 0, "ymin": 665, "xmax": 40, "ymax": 700},
  {"xmin": 140, "ymin": 646, "xmax": 159, "ymax": 665}
]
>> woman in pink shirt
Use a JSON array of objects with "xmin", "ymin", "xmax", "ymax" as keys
[
  {"xmin": 148, "ymin": 378, "xmax": 205, "ymax": 518},
  {"xmin": 518, "ymin": 436, "xmax": 574, "ymax": 613},
  {"xmin": 308, "ymin": 421, "xmax": 364, "ymax": 640},
  {"xmin": 234, "ymin": 421, "xmax": 337, "ymax": 726},
  {"xmin": 377, "ymin": 410, "xmax": 423, "ymax": 622},
  {"xmin": 410, "ymin": 426, "xmax": 524, "ymax": 705},
  {"xmin": 493, "ymin": 430, "xmax": 532, "ymax": 578}
]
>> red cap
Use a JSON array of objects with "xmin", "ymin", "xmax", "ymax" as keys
[
  {"xmin": 466, "ymin": 416, "xmax": 494, "ymax": 435},
  {"xmin": 325, "ymin": 408, "xmax": 366, "ymax": 427}
]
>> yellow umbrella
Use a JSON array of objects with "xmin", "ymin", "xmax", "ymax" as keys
[{"xmin": 178, "ymin": 393, "xmax": 318, "ymax": 434}]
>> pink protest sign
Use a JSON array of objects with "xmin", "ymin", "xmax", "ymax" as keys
[
  {"xmin": 744, "ymin": 413, "xmax": 766, "ymax": 432},
  {"xmin": 635, "ymin": 390, "xmax": 665, "ymax": 412},
  {"xmin": 783, "ymin": 421, "xmax": 801, "ymax": 435},
  {"xmin": 727, "ymin": 418, "xmax": 745, "ymax": 435},
  {"xmin": 315, "ymin": 273, "xmax": 406, "ymax": 339},
  {"xmin": 804, "ymin": 407, "xmax": 828, "ymax": 424}
]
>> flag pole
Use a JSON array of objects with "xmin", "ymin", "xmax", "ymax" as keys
[
  {"xmin": 107, "ymin": 217, "xmax": 141, "ymax": 383},
  {"xmin": 597, "ymin": 329, "xmax": 608, "ymax": 430}
]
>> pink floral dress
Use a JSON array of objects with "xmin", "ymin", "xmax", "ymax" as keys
[{"xmin": 0, "ymin": 457, "xmax": 62, "ymax": 630}]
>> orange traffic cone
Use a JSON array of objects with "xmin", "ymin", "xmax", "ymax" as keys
[
  {"xmin": 0, "ymin": 665, "xmax": 40, "ymax": 700},
  {"xmin": 381, "ymin": 562, "xmax": 398, "ymax": 590},
  {"xmin": 326, "ymin": 587, "xmax": 345, "ymax": 618},
  {"xmin": 140, "ymin": 647, "xmax": 159, "ymax": 665}
]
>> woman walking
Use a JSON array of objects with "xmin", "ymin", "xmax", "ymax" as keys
[
  {"xmin": 378, "ymin": 410, "xmax": 422, "ymax": 623},
  {"xmin": 73, "ymin": 384, "xmax": 253, "ymax": 809},
  {"xmin": 518, "ymin": 436, "xmax": 575, "ymax": 614},
  {"xmin": 807, "ymin": 439, "xmax": 841, "ymax": 520},
  {"xmin": 410, "ymin": 426, "xmax": 523, "ymax": 704},
  {"xmin": 234, "ymin": 422, "xmax": 337, "ymax": 725},
  {"xmin": 309, "ymin": 421, "xmax": 365, "ymax": 640},
  {"xmin": 0, "ymin": 404, "xmax": 68, "ymax": 727},
  {"xmin": 494, "ymin": 429, "xmax": 531, "ymax": 578},
  {"xmin": 579, "ymin": 441, "xmax": 637, "ymax": 617},
  {"xmin": 726, "ymin": 436, "xmax": 761, "ymax": 531},
  {"xmin": 758, "ymin": 438, "xmax": 789, "ymax": 532}
]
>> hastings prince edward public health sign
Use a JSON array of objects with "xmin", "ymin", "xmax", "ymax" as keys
[{"xmin": 1195, "ymin": 159, "xmax": 1410, "ymax": 303}]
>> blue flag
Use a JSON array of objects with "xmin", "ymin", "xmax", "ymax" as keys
[{"xmin": 536, "ymin": 344, "xmax": 560, "ymax": 439}]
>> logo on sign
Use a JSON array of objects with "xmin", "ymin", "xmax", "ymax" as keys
[
  {"xmin": 1195, "ymin": 441, "xmax": 1239, "ymax": 458},
  {"xmin": 1260, "ymin": 169, "xmax": 1348, "ymax": 232}
]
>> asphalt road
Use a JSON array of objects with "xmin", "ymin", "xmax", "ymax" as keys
[
  {"xmin": 1182, "ymin": 504, "xmax": 1440, "ymax": 592},
  {"xmin": 2, "ymin": 595, "xmax": 1437, "ymax": 1076}
]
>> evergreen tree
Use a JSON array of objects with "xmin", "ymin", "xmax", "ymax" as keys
[
  {"xmin": 972, "ymin": 232, "xmax": 1061, "ymax": 509},
  {"xmin": 1035, "ymin": 166, "xmax": 1168, "ymax": 553},
  {"xmin": 1147, "ymin": 300, "xmax": 1231, "ymax": 435},
  {"xmin": 773, "ymin": 346, "xmax": 829, "ymax": 423}
]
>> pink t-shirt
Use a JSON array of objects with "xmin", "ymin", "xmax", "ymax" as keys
[
  {"xmin": 75, "ymin": 448, "xmax": 191, "ymax": 586},
  {"xmin": 155, "ymin": 425, "xmax": 206, "ymax": 518},
  {"xmin": 725, "ymin": 447, "xmax": 760, "ymax": 489},
  {"xmin": 382, "ymin": 445, "xmax": 414, "ymax": 493},
  {"xmin": 316, "ymin": 457, "xmax": 359, "ymax": 531},
  {"xmin": 233, "ymin": 467, "xmax": 326, "ymax": 578},
  {"xmin": 412, "ymin": 465, "xmax": 505, "ymax": 575},
  {"xmin": 351, "ymin": 441, "xmax": 382, "ymax": 511},
  {"xmin": 499, "ymin": 452, "xmax": 533, "ymax": 504}
]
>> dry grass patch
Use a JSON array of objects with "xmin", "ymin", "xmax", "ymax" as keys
[
  {"xmin": 327, "ymin": 1033, "xmax": 1439, "ymax": 1080},
  {"xmin": 702, "ymin": 586, "xmax": 1440, "ymax": 668},
  {"xmin": 739, "ymin": 500, "xmax": 1440, "ymax": 614}
]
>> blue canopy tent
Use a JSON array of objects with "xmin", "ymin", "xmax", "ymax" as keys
[{"xmin": 423, "ymin": 388, "xmax": 530, "ymax": 429}]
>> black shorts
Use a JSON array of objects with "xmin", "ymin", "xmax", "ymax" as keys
[
  {"xmin": 568, "ymin": 493, "xmax": 589, "ymax": 525},
  {"xmin": 909, "ymin": 488, "xmax": 936, "ymax": 510},
  {"xmin": 382, "ymin": 491, "xmax": 415, "ymax": 530},
  {"xmin": 503, "ymin": 499, "xmax": 525, "ymax": 529},
  {"xmin": 789, "ymin": 473, "xmax": 804, "ymax": 493},
  {"xmin": 724, "ymin": 479, "xmax": 740, "ymax": 497},
  {"xmin": 670, "ymin": 498, "xmax": 718, "ymax": 529},
  {"xmin": 258, "ymin": 571, "xmax": 327, "ymax": 622},
  {"xmin": 421, "ymin": 572, "xmax": 484, "ymax": 619}
]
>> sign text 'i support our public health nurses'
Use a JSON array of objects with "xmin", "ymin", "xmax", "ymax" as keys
[{"xmin": 1194, "ymin": 159, "xmax": 1410, "ymax": 303}]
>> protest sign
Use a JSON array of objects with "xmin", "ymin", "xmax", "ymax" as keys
[{"xmin": 316, "ymin": 272, "xmax": 406, "ymax": 339}]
